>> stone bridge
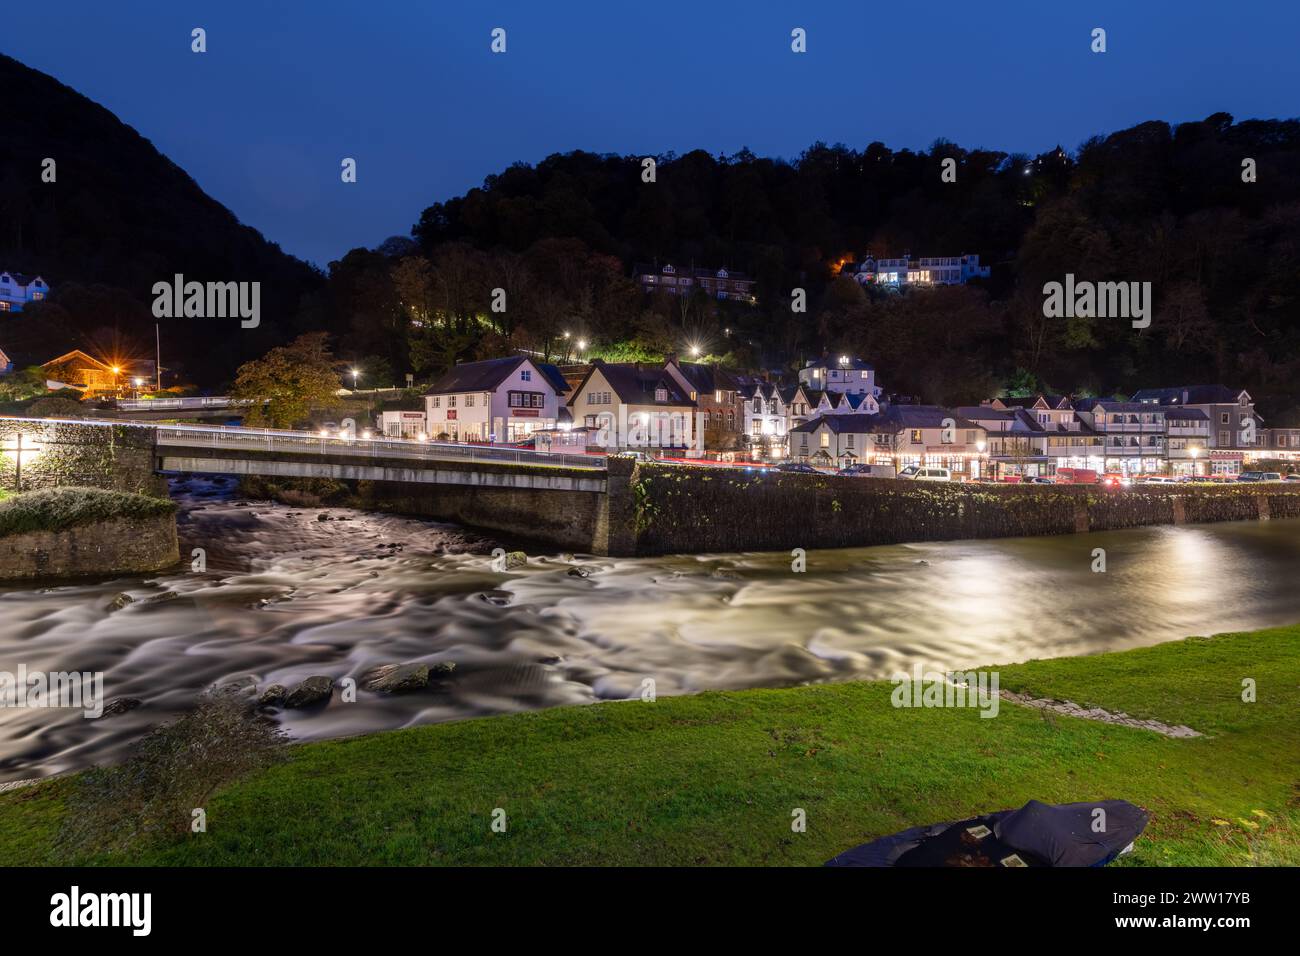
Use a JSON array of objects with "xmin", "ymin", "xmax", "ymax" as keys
[{"xmin": 0, "ymin": 418, "xmax": 637, "ymax": 554}]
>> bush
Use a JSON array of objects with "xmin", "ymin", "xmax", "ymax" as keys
[
  {"xmin": 0, "ymin": 486, "xmax": 175, "ymax": 537},
  {"xmin": 56, "ymin": 694, "xmax": 287, "ymax": 856},
  {"xmin": 26, "ymin": 396, "xmax": 88, "ymax": 419}
]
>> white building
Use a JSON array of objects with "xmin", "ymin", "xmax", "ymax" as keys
[
  {"xmin": 567, "ymin": 360, "xmax": 697, "ymax": 452},
  {"xmin": 852, "ymin": 254, "xmax": 989, "ymax": 287},
  {"xmin": 797, "ymin": 356, "xmax": 882, "ymax": 399},
  {"xmin": 423, "ymin": 356, "xmax": 569, "ymax": 442},
  {"xmin": 790, "ymin": 406, "xmax": 988, "ymax": 477},
  {"xmin": 0, "ymin": 272, "xmax": 50, "ymax": 312}
]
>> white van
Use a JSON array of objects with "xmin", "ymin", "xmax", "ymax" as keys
[{"xmin": 898, "ymin": 466, "xmax": 952, "ymax": 482}]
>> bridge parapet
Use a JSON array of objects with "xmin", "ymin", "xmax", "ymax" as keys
[{"xmin": 0, "ymin": 417, "xmax": 163, "ymax": 496}]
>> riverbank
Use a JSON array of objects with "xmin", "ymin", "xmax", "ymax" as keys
[
  {"xmin": 2, "ymin": 622, "xmax": 1295, "ymax": 866},
  {"xmin": 0, "ymin": 487, "xmax": 178, "ymax": 580},
  {"xmin": 236, "ymin": 460, "xmax": 1300, "ymax": 556}
]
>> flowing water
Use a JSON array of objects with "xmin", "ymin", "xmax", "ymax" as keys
[{"xmin": 3, "ymin": 477, "xmax": 1300, "ymax": 782}]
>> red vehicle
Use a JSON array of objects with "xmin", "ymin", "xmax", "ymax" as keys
[{"xmin": 1054, "ymin": 467, "xmax": 1098, "ymax": 484}]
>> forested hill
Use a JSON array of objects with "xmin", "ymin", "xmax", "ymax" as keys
[
  {"xmin": 408, "ymin": 114, "xmax": 1300, "ymax": 420},
  {"xmin": 0, "ymin": 53, "xmax": 321, "ymax": 384}
]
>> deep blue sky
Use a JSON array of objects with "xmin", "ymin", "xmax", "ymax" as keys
[{"xmin": 9, "ymin": 1, "xmax": 1299, "ymax": 267}]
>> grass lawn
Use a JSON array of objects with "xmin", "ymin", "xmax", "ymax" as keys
[{"xmin": 2, "ymin": 624, "xmax": 1297, "ymax": 866}]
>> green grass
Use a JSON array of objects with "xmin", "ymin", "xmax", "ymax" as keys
[
  {"xmin": 0, "ymin": 486, "xmax": 174, "ymax": 537},
  {"xmin": 2, "ymin": 624, "xmax": 1297, "ymax": 866}
]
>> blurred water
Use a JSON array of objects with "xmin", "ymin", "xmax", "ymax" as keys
[{"xmin": 2, "ymin": 476, "xmax": 1298, "ymax": 782}]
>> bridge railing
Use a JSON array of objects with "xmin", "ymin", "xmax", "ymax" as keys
[
  {"xmin": 117, "ymin": 396, "xmax": 249, "ymax": 411},
  {"xmin": 154, "ymin": 424, "xmax": 605, "ymax": 471}
]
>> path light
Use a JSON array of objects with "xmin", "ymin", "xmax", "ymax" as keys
[
  {"xmin": 361, "ymin": 429, "xmax": 372, "ymax": 440},
  {"xmin": 577, "ymin": 339, "xmax": 587, "ymax": 351}
]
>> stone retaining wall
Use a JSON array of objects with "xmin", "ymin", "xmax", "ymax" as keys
[
  {"xmin": 623, "ymin": 466, "xmax": 1300, "ymax": 555},
  {"xmin": 0, "ymin": 512, "xmax": 179, "ymax": 581},
  {"xmin": 0, "ymin": 419, "xmax": 163, "ymax": 497}
]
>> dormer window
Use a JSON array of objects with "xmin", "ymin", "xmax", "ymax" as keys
[
  {"xmin": 655, "ymin": 387, "xmax": 668, "ymax": 402},
  {"xmin": 717, "ymin": 269, "xmax": 728, "ymax": 278},
  {"xmin": 663, "ymin": 264, "xmax": 675, "ymax": 274}
]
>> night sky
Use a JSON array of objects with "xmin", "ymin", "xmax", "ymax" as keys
[{"xmin": 10, "ymin": 0, "xmax": 1297, "ymax": 267}]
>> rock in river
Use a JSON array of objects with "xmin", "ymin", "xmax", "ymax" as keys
[
  {"xmin": 362, "ymin": 663, "xmax": 430, "ymax": 694},
  {"xmin": 284, "ymin": 676, "xmax": 334, "ymax": 708},
  {"xmin": 258, "ymin": 684, "xmax": 288, "ymax": 707}
]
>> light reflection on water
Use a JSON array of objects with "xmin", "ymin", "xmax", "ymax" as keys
[{"xmin": 1, "ymin": 478, "xmax": 1298, "ymax": 781}]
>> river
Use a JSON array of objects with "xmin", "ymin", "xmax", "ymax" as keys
[{"xmin": 2, "ymin": 476, "xmax": 1299, "ymax": 782}]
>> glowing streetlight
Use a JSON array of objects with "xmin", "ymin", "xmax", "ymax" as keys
[
  {"xmin": 577, "ymin": 339, "xmax": 587, "ymax": 352},
  {"xmin": 690, "ymin": 345, "xmax": 701, "ymax": 358}
]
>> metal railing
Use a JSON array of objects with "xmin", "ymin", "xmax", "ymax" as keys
[
  {"xmin": 117, "ymin": 396, "xmax": 249, "ymax": 411},
  {"xmin": 153, "ymin": 423, "xmax": 605, "ymax": 470}
]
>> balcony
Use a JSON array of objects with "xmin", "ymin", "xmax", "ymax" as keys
[{"xmin": 1098, "ymin": 422, "xmax": 1165, "ymax": 433}]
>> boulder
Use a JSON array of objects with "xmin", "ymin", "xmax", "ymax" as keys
[
  {"xmin": 502, "ymin": 551, "xmax": 527, "ymax": 570},
  {"xmin": 107, "ymin": 592, "xmax": 135, "ymax": 611},
  {"xmin": 259, "ymin": 684, "xmax": 289, "ymax": 707},
  {"xmin": 95, "ymin": 697, "xmax": 142, "ymax": 720},
  {"xmin": 566, "ymin": 566, "xmax": 591, "ymax": 578},
  {"xmin": 430, "ymin": 661, "xmax": 457, "ymax": 677},
  {"xmin": 284, "ymin": 676, "xmax": 334, "ymax": 708},
  {"xmin": 362, "ymin": 663, "xmax": 430, "ymax": 694}
]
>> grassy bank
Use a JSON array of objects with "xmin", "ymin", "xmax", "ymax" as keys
[
  {"xmin": 2, "ymin": 624, "xmax": 1297, "ymax": 866},
  {"xmin": 0, "ymin": 486, "xmax": 174, "ymax": 537}
]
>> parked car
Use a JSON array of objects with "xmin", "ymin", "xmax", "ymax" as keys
[
  {"xmin": 898, "ymin": 466, "xmax": 952, "ymax": 482},
  {"xmin": 1025, "ymin": 476, "xmax": 1055, "ymax": 485},
  {"xmin": 776, "ymin": 462, "xmax": 820, "ymax": 474},
  {"xmin": 1286, "ymin": 474, "xmax": 1300, "ymax": 482},
  {"xmin": 1237, "ymin": 471, "xmax": 1266, "ymax": 482},
  {"xmin": 1054, "ymin": 467, "xmax": 1098, "ymax": 484},
  {"xmin": 1100, "ymin": 473, "xmax": 1131, "ymax": 487},
  {"xmin": 613, "ymin": 450, "xmax": 657, "ymax": 463},
  {"xmin": 1260, "ymin": 472, "xmax": 1283, "ymax": 481},
  {"xmin": 1141, "ymin": 476, "xmax": 1178, "ymax": 484},
  {"xmin": 836, "ymin": 463, "xmax": 896, "ymax": 478}
]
